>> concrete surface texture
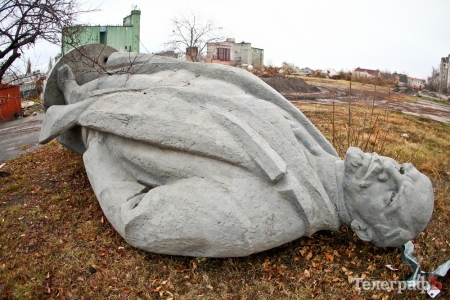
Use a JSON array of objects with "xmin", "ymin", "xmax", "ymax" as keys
[
  {"xmin": 0, "ymin": 113, "xmax": 44, "ymax": 161},
  {"xmin": 39, "ymin": 46, "xmax": 434, "ymax": 257}
]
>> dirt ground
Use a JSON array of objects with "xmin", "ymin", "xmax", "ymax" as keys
[
  {"xmin": 262, "ymin": 75, "xmax": 450, "ymax": 124},
  {"xmin": 261, "ymin": 75, "xmax": 320, "ymax": 94}
]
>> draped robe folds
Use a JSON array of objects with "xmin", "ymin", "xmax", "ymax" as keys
[{"xmin": 40, "ymin": 53, "xmax": 341, "ymax": 257}]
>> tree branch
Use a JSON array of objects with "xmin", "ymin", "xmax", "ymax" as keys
[
  {"xmin": 0, "ymin": 0, "xmax": 95, "ymax": 82},
  {"xmin": 164, "ymin": 11, "xmax": 225, "ymax": 62}
]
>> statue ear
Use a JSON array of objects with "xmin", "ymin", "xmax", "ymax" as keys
[{"xmin": 351, "ymin": 219, "xmax": 374, "ymax": 242}]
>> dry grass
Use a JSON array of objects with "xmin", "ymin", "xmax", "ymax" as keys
[
  {"xmin": 1, "ymin": 103, "xmax": 450, "ymax": 299},
  {"xmin": 291, "ymin": 75, "xmax": 417, "ymax": 104},
  {"xmin": 295, "ymin": 103, "xmax": 450, "ymax": 180}
]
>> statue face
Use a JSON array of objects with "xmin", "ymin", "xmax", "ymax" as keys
[{"xmin": 343, "ymin": 147, "xmax": 433, "ymax": 246}]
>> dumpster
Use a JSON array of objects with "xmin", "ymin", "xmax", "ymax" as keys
[{"xmin": 0, "ymin": 84, "xmax": 22, "ymax": 123}]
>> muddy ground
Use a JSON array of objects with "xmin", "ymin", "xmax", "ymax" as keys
[{"xmin": 262, "ymin": 75, "xmax": 450, "ymax": 124}]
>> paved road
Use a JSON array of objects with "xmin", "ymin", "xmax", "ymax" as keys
[{"xmin": 0, "ymin": 113, "xmax": 45, "ymax": 161}]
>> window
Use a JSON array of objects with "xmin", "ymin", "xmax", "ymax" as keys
[{"xmin": 217, "ymin": 48, "xmax": 230, "ymax": 61}]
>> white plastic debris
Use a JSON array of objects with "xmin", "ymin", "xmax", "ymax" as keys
[
  {"xmin": 385, "ymin": 264, "xmax": 398, "ymax": 271},
  {"xmin": 21, "ymin": 101, "xmax": 35, "ymax": 109},
  {"xmin": 399, "ymin": 241, "xmax": 450, "ymax": 298}
]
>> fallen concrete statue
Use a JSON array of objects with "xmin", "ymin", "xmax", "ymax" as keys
[{"xmin": 39, "ymin": 45, "xmax": 434, "ymax": 257}]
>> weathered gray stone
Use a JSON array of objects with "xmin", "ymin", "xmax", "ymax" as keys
[{"xmin": 40, "ymin": 45, "xmax": 434, "ymax": 257}]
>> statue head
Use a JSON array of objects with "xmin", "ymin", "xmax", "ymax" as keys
[{"xmin": 343, "ymin": 147, "xmax": 434, "ymax": 247}]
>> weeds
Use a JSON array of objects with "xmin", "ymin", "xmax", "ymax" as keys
[
  {"xmin": 330, "ymin": 97, "xmax": 391, "ymax": 159},
  {"xmin": 4, "ymin": 183, "xmax": 20, "ymax": 192}
]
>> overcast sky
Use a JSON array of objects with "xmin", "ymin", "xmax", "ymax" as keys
[{"xmin": 27, "ymin": 0, "xmax": 450, "ymax": 79}]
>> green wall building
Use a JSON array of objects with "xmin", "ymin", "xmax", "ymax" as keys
[
  {"xmin": 62, "ymin": 10, "xmax": 141, "ymax": 54},
  {"xmin": 235, "ymin": 42, "xmax": 264, "ymax": 67}
]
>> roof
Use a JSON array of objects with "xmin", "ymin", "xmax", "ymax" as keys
[
  {"xmin": 354, "ymin": 67, "xmax": 379, "ymax": 76},
  {"xmin": 407, "ymin": 77, "xmax": 425, "ymax": 83}
]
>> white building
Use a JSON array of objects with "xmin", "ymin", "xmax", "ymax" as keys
[{"xmin": 407, "ymin": 77, "xmax": 425, "ymax": 90}]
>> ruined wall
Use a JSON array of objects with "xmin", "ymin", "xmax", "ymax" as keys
[
  {"xmin": 235, "ymin": 42, "xmax": 252, "ymax": 66},
  {"xmin": 205, "ymin": 38, "xmax": 236, "ymax": 65},
  {"xmin": 251, "ymin": 48, "xmax": 264, "ymax": 67}
]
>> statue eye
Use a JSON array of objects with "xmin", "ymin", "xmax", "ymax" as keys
[
  {"xmin": 390, "ymin": 192, "xmax": 396, "ymax": 202},
  {"xmin": 399, "ymin": 166, "xmax": 404, "ymax": 174}
]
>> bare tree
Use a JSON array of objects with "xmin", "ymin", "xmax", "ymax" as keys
[
  {"xmin": 425, "ymin": 66, "xmax": 440, "ymax": 92},
  {"xmin": 26, "ymin": 58, "xmax": 31, "ymax": 74},
  {"xmin": 0, "ymin": 0, "xmax": 94, "ymax": 83},
  {"xmin": 165, "ymin": 12, "xmax": 225, "ymax": 62},
  {"xmin": 47, "ymin": 56, "xmax": 54, "ymax": 73}
]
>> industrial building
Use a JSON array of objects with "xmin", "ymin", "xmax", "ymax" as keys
[{"xmin": 61, "ymin": 10, "xmax": 141, "ymax": 54}]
